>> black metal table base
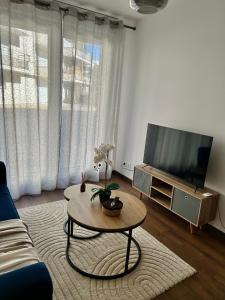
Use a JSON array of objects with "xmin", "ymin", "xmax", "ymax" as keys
[
  {"xmin": 64, "ymin": 220, "xmax": 102, "ymax": 240},
  {"xmin": 65, "ymin": 217, "xmax": 141, "ymax": 280}
]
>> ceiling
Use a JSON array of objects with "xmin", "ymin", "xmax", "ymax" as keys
[{"xmin": 61, "ymin": 0, "xmax": 144, "ymax": 21}]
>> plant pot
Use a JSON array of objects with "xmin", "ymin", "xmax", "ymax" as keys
[
  {"xmin": 102, "ymin": 198, "xmax": 123, "ymax": 217},
  {"xmin": 99, "ymin": 190, "xmax": 111, "ymax": 204}
]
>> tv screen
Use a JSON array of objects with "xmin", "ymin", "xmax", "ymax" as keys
[{"xmin": 143, "ymin": 124, "xmax": 213, "ymax": 188}]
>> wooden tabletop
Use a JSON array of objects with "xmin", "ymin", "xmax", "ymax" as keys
[{"xmin": 64, "ymin": 184, "xmax": 147, "ymax": 232}]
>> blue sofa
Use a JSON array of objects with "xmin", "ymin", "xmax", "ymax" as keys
[{"xmin": 0, "ymin": 162, "xmax": 53, "ymax": 300}]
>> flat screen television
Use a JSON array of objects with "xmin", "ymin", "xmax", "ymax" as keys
[{"xmin": 143, "ymin": 124, "xmax": 213, "ymax": 188}]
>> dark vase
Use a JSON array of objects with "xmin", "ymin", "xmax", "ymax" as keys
[
  {"xmin": 80, "ymin": 182, "xmax": 86, "ymax": 192},
  {"xmin": 99, "ymin": 190, "xmax": 111, "ymax": 203}
]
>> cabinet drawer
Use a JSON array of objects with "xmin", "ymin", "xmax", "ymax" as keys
[
  {"xmin": 133, "ymin": 168, "xmax": 151, "ymax": 195},
  {"xmin": 171, "ymin": 188, "xmax": 200, "ymax": 224}
]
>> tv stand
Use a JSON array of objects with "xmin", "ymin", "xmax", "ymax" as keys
[{"xmin": 133, "ymin": 164, "xmax": 219, "ymax": 233}]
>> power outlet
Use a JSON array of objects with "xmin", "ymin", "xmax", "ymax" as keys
[{"xmin": 122, "ymin": 161, "xmax": 133, "ymax": 171}]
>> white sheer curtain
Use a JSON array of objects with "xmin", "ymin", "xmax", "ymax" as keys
[
  {"xmin": 0, "ymin": 0, "xmax": 124, "ymax": 199},
  {"xmin": 57, "ymin": 11, "xmax": 124, "ymax": 187}
]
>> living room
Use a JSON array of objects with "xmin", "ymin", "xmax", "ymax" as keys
[{"xmin": 0, "ymin": 0, "xmax": 225, "ymax": 299}]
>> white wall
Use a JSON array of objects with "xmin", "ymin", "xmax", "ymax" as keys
[
  {"xmin": 115, "ymin": 27, "xmax": 137, "ymax": 174},
  {"xmin": 116, "ymin": 0, "xmax": 225, "ymax": 233}
]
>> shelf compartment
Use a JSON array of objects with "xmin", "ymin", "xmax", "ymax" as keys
[
  {"xmin": 151, "ymin": 177, "xmax": 173, "ymax": 198},
  {"xmin": 150, "ymin": 188, "xmax": 171, "ymax": 209}
]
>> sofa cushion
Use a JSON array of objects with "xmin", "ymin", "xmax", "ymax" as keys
[
  {"xmin": 0, "ymin": 262, "xmax": 53, "ymax": 300},
  {"xmin": 0, "ymin": 185, "xmax": 19, "ymax": 221}
]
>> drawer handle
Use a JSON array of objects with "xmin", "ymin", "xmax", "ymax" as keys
[{"xmin": 185, "ymin": 195, "xmax": 188, "ymax": 199}]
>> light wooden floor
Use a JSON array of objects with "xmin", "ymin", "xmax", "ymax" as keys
[{"xmin": 15, "ymin": 173, "xmax": 225, "ymax": 300}]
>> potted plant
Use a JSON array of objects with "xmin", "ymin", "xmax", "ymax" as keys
[
  {"xmin": 91, "ymin": 144, "xmax": 119, "ymax": 202},
  {"xmin": 91, "ymin": 183, "xmax": 119, "ymax": 202}
]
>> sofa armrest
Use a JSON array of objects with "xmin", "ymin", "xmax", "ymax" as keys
[
  {"xmin": 0, "ymin": 262, "xmax": 53, "ymax": 300},
  {"xmin": 0, "ymin": 161, "xmax": 7, "ymax": 185}
]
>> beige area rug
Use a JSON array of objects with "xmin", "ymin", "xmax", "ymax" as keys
[{"xmin": 18, "ymin": 200, "xmax": 196, "ymax": 300}]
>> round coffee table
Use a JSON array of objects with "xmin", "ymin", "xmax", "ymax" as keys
[{"xmin": 64, "ymin": 184, "xmax": 147, "ymax": 280}]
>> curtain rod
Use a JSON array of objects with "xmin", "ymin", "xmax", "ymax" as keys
[{"xmin": 54, "ymin": 0, "xmax": 136, "ymax": 31}]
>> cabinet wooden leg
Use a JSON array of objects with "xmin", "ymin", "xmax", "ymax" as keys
[
  {"xmin": 140, "ymin": 192, "xmax": 142, "ymax": 200},
  {"xmin": 190, "ymin": 223, "xmax": 194, "ymax": 234}
]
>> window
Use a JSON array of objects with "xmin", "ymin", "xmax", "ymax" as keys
[{"xmin": 0, "ymin": 26, "xmax": 48, "ymax": 107}]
